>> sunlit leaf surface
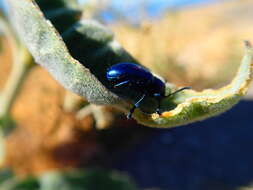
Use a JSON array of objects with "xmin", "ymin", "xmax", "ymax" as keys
[{"xmin": 7, "ymin": 0, "xmax": 253, "ymax": 128}]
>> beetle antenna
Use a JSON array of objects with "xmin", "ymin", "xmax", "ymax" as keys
[{"xmin": 166, "ymin": 86, "xmax": 191, "ymax": 98}]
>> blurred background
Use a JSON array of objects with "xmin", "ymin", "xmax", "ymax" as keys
[{"xmin": 0, "ymin": 0, "xmax": 253, "ymax": 190}]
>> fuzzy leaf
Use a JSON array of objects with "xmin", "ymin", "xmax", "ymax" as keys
[
  {"xmin": 0, "ymin": 169, "xmax": 138, "ymax": 190},
  {"xmin": 0, "ymin": 174, "xmax": 39, "ymax": 190},
  {"xmin": 7, "ymin": 0, "xmax": 253, "ymax": 128},
  {"xmin": 0, "ymin": 169, "xmax": 13, "ymax": 184},
  {"xmin": 7, "ymin": 0, "xmax": 121, "ymax": 105},
  {"xmin": 135, "ymin": 42, "xmax": 253, "ymax": 127},
  {"xmin": 39, "ymin": 169, "xmax": 138, "ymax": 190}
]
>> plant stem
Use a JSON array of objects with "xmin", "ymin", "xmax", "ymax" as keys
[
  {"xmin": 0, "ymin": 47, "xmax": 34, "ymax": 118},
  {"xmin": 0, "ymin": 47, "xmax": 34, "ymax": 167}
]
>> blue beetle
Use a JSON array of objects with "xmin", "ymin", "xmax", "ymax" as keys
[{"xmin": 106, "ymin": 62, "xmax": 190, "ymax": 119}]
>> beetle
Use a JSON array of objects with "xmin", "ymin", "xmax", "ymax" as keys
[{"xmin": 106, "ymin": 62, "xmax": 190, "ymax": 119}]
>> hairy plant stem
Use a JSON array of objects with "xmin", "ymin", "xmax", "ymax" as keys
[
  {"xmin": 0, "ymin": 48, "xmax": 34, "ymax": 118},
  {"xmin": 0, "ymin": 47, "xmax": 34, "ymax": 167}
]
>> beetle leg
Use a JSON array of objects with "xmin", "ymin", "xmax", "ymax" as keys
[
  {"xmin": 127, "ymin": 106, "xmax": 136, "ymax": 119},
  {"xmin": 153, "ymin": 94, "xmax": 163, "ymax": 115},
  {"xmin": 156, "ymin": 99, "xmax": 162, "ymax": 115},
  {"xmin": 127, "ymin": 94, "xmax": 146, "ymax": 119},
  {"xmin": 114, "ymin": 80, "xmax": 130, "ymax": 88}
]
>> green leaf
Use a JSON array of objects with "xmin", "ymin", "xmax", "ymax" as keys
[
  {"xmin": 0, "ymin": 36, "xmax": 2, "ymax": 52},
  {"xmin": 36, "ymin": 0, "xmax": 82, "ymax": 34},
  {"xmin": 8, "ymin": 177, "xmax": 39, "ymax": 190},
  {"xmin": 39, "ymin": 169, "xmax": 138, "ymax": 190},
  {"xmin": 134, "ymin": 42, "xmax": 253, "ymax": 127},
  {"xmin": 0, "ymin": 172, "xmax": 39, "ymax": 190},
  {"xmin": 7, "ymin": 0, "xmax": 121, "ymax": 105},
  {"xmin": 35, "ymin": 0, "xmax": 78, "ymax": 10},
  {"xmin": 7, "ymin": 0, "xmax": 253, "ymax": 128},
  {"xmin": 0, "ymin": 116, "xmax": 16, "ymax": 136},
  {"xmin": 0, "ymin": 16, "xmax": 9, "ymax": 52},
  {"xmin": 0, "ymin": 169, "xmax": 138, "ymax": 190},
  {"xmin": 0, "ymin": 169, "xmax": 14, "ymax": 184}
]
